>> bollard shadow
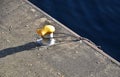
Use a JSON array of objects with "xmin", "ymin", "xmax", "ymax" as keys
[
  {"xmin": 0, "ymin": 42, "xmax": 39, "ymax": 58},
  {"xmin": 0, "ymin": 33, "xmax": 79, "ymax": 58}
]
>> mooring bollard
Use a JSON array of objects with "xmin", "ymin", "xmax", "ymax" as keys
[{"xmin": 36, "ymin": 25, "xmax": 56, "ymax": 46}]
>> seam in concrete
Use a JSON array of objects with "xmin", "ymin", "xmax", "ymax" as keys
[{"xmin": 25, "ymin": 0, "xmax": 120, "ymax": 66}]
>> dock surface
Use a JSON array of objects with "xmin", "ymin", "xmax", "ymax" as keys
[{"xmin": 0, "ymin": 0, "xmax": 120, "ymax": 77}]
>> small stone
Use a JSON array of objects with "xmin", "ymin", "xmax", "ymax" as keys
[
  {"xmin": 7, "ymin": 40, "xmax": 10, "ymax": 43},
  {"xmin": 30, "ymin": 64, "xmax": 32, "ymax": 66},
  {"xmin": 57, "ymin": 72, "xmax": 61, "ymax": 75},
  {"xmin": 25, "ymin": 25, "xmax": 29, "ymax": 27},
  {"xmin": 10, "ymin": 25, "xmax": 12, "ymax": 28},
  {"xmin": 38, "ymin": 48, "xmax": 41, "ymax": 50},
  {"xmin": 1, "ymin": 32, "xmax": 4, "ymax": 34},
  {"xmin": 79, "ymin": 40, "xmax": 82, "ymax": 43},
  {"xmin": 28, "ymin": 64, "xmax": 33, "ymax": 66},
  {"xmin": 31, "ymin": 8, "xmax": 36, "ymax": 12},
  {"xmin": 8, "ymin": 26, "xmax": 12, "ymax": 31},
  {"xmin": 90, "ymin": 74, "xmax": 94, "ymax": 77},
  {"xmin": 75, "ymin": 51, "xmax": 79, "ymax": 54},
  {"xmin": 37, "ymin": 54, "xmax": 40, "ymax": 56},
  {"xmin": 40, "ymin": 18, "xmax": 47, "ymax": 22},
  {"xmin": 96, "ymin": 61, "xmax": 100, "ymax": 64}
]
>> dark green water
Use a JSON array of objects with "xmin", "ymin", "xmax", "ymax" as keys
[{"xmin": 29, "ymin": 0, "xmax": 120, "ymax": 62}]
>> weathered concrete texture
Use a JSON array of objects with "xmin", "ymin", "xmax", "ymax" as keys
[{"xmin": 0, "ymin": 0, "xmax": 120, "ymax": 77}]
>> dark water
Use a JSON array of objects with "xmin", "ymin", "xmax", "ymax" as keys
[{"xmin": 29, "ymin": 0, "xmax": 120, "ymax": 62}]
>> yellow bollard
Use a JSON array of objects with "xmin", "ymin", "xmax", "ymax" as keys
[
  {"xmin": 36, "ymin": 25, "xmax": 56, "ymax": 46},
  {"xmin": 36, "ymin": 25, "xmax": 55, "ymax": 38}
]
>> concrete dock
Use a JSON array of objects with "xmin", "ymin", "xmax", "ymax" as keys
[{"xmin": 0, "ymin": 0, "xmax": 120, "ymax": 77}]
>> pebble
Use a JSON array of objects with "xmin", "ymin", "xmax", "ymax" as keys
[
  {"xmin": 40, "ymin": 18, "xmax": 47, "ymax": 22},
  {"xmin": 79, "ymin": 40, "xmax": 82, "ymax": 43},
  {"xmin": 31, "ymin": 8, "xmax": 36, "ymax": 12},
  {"xmin": 25, "ymin": 25, "xmax": 29, "ymax": 27},
  {"xmin": 10, "ymin": 25, "xmax": 12, "ymax": 28},
  {"xmin": 57, "ymin": 72, "xmax": 64, "ymax": 77},
  {"xmin": 95, "ymin": 61, "xmax": 100, "ymax": 64},
  {"xmin": 28, "ymin": 64, "xmax": 33, "ymax": 66},
  {"xmin": 1, "ymin": 32, "xmax": 4, "ymax": 34},
  {"xmin": 90, "ymin": 74, "xmax": 94, "ymax": 77},
  {"xmin": 7, "ymin": 40, "xmax": 10, "ymax": 43},
  {"xmin": 75, "ymin": 51, "xmax": 79, "ymax": 54},
  {"xmin": 8, "ymin": 25, "xmax": 12, "ymax": 31},
  {"xmin": 37, "ymin": 54, "xmax": 40, "ymax": 56},
  {"xmin": 57, "ymin": 72, "xmax": 61, "ymax": 75}
]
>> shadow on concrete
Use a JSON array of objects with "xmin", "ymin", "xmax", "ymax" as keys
[
  {"xmin": 0, "ymin": 33, "xmax": 79, "ymax": 58},
  {"xmin": 0, "ymin": 42, "xmax": 39, "ymax": 58}
]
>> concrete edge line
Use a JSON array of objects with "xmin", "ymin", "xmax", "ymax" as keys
[{"xmin": 25, "ymin": 0, "xmax": 120, "ymax": 66}]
